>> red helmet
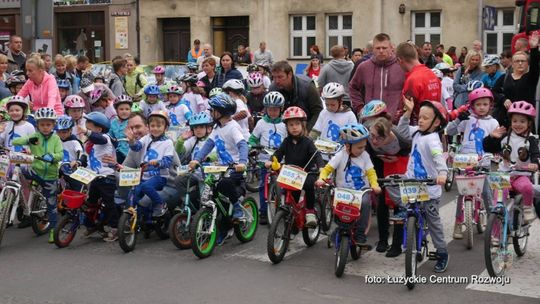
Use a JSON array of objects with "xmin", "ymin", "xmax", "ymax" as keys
[
  {"xmin": 282, "ymin": 106, "xmax": 307, "ymax": 122},
  {"xmin": 420, "ymin": 100, "xmax": 448, "ymax": 127}
]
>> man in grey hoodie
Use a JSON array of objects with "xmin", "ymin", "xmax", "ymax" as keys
[{"xmin": 318, "ymin": 45, "xmax": 354, "ymax": 107}]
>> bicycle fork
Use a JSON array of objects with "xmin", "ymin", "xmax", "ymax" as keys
[{"xmin": 3, "ymin": 182, "xmax": 22, "ymax": 224}]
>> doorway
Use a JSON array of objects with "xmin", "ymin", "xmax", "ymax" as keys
[
  {"xmin": 161, "ymin": 18, "xmax": 190, "ymax": 62},
  {"xmin": 56, "ymin": 11, "xmax": 106, "ymax": 62},
  {"xmin": 211, "ymin": 16, "xmax": 249, "ymax": 55}
]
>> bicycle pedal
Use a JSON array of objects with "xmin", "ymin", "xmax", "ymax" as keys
[
  {"xmin": 357, "ymin": 244, "xmax": 372, "ymax": 251},
  {"xmin": 389, "ymin": 218, "xmax": 404, "ymax": 225},
  {"xmin": 427, "ymin": 251, "xmax": 438, "ymax": 260}
]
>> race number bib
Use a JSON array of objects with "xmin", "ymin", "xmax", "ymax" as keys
[
  {"xmin": 400, "ymin": 183, "xmax": 430, "ymax": 202},
  {"xmin": 333, "ymin": 188, "xmax": 363, "ymax": 210},
  {"xmin": 276, "ymin": 165, "xmax": 308, "ymax": 190},
  {"xmin": 453, "ymin": 154, "xmax": 478, "ymax": 168},
  {"xmin": 203, "ymin": 165, "xmax": 229, "ymax": 174},
  {"xmin": 9, "ymin": 152, "xmax": 34, "ymax": 165},
  {"xmin": 488, "ymin": 173, "xmax": 512, "ymax": 190},
  {"xmin": 119, "ymin": 168, "xmax": 142, "ymax": 187},
  {"xmin": 70, "ymin": 167, "xmax": 99, "ymax": 185},
  {"xmin": 0, "ymin": 156, "xmax": 9, "ymax": 177}
]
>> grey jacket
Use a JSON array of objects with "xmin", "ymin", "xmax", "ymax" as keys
[
  {"xmin": 109, "ymin": 73, "xmax": 126, "ymax": 98},
  {"xmin": 318, "ymin": 59, "xmax": 354, "ymax": 103},
  {"xmin": 6, "ymin": 49, "xmax": 26, "ymax": 73}
]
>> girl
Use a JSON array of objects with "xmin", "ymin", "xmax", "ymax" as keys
[
  {"xmin": 165, "ymin": 85, "xmax": 191, "ymax": 127},
  {"xmin": 0, "ymin": 96, "xmax": 35, "ymax": 152},
  {"xmin": 64, "ymin": 95, "xmax": 87, "ymax": 142},
  {"xmin": 110, "ymin": 95, "xmax": 133, "ymax": 164},
  {"xmin": 223, "ymin": 79, "xmax": 251, "ymax": 139}
]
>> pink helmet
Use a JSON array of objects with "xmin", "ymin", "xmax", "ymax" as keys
[
  {"xmin": 468, "ymin": 88, "xmax": 494, "ymax": 114},
  {"xmin": 247, "ymin": 72, "xmax": 264, "ymax": 88},
  {"xmin": 64, "ymin": 95, "xmax": 85, "ymax": 108},
  {"xmin": 508, "ymin": 101, "xmax": 536, "ymax": 118},
  {"xmin": 152, "ymin": 65, "xmax": 165, "ymax": 74}
]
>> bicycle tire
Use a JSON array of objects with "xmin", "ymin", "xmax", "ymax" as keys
[
  {"xmin": 405, "ymin": 216, "xmax": 418, "ymax": 290},
  {"xmin": 318, "ymin": 187, "xmax": 333, "ymax": 232},
  {"xmin": 484, "ymin": 214, "xmax": 506, "ymax": 277},
  {"xmin": 30, "ymin": 195, "xmax": 49, "ymax": 236},
  {"xmin": 169, "ymin": 212, "xmax": 192, "ymax": 249},
  {"xmin": 266, "ymin": 209, "xmax": 291, "ymax": 264},
  {"xmin": 118, "ymin": 212, "xmax": 137, "ymax": 253},
  {"xmin": 464, "ymin": 199, "xmax": 474, "ymax": 250},
  {"xmin": 266, "ymin": 181, "xmax": 280, "ymax": 225},
  {"xmin": 0, "ymin": 190, "xmax": 15, "ymax": 246},
  {"xmin": 234, "ymin": 197, "xmax": 258, "ymax": 242},
  {"xmin": 54, "ymin": 214, "xmax": 78, "ymax": 248},
  {"xmin": 512, "ymin": 208, "xmax": 528, "ymax": 257},
  {"xmin": 335, "ymin": 234, "xmax": 348, "ymax": 278},
  {"xmin": 190, "ymin": 208, "xmax": 217, "ymax": 259}
]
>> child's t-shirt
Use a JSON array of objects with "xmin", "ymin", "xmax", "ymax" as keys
[
  {"xmin": 140, "ymin": 100, "xmax": 167, "ymax": 118},
  {"xmin": 183, "ymin": 136, "xmax": 208, "ymax": 162},
  {"xmin": 0, "ymin": 121, "xmax": 35, "ymax": 152},
  {"xmin": 61, "ymin": 137, "xmax": 84, "ymax": 162},
  {"xmin": 87, "ymin": 133, "xmax": 115, "ymax": 176},
  {"xmin": 183, "ymin": 92, "xmax": 206, "ymax": 114},
  {"xmin": 135, "ymin": 135, "xmax": 175, "ymax": 180},
  {"xmin": 165, "ymin": 102, "xmax": 191, "ymax": 127},
  {"xmin": 252, "ymin": 119, "xmax": 287, "ymax": 161},
  {"xmin": 328, "ymin": 149, "xmax": 373, "ymax": 190},
  {"xmin": 455, "ymin": 116, "xmax": 499, "ymax": 155},
  {"xmin": 234, "ymin": 98, "xmax": 251, "ymax": 140},
  {"xmin": 312, "ymin": 108, "xmax": 357, "ymax": 142},
  {"xmin": 210, "ymin": 120, "xmax": 245, "ymax": 165}
]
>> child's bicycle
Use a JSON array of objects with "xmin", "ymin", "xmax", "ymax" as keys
[
  {"xmin": 444, "ymin": 135, "xmax": 461, "ymax": 192},
  {"xmin": 377, "ymin": 175, "xmax": 437, "ymax": 290},
  {"xmin": 263, "ymin": 163, "xmax": 281, "ymax": 225},
  {"xmin": 331, "ymin": 187, "xmax": 372, "ymax": 277},
  {"xmin": 245, "ymin": 145, "xmax": 274, "ymax": 193},
  {"xmin": 266, "ymin": 164, "xmax": 321, "ymax": 264},
  {"xmin": 190, "ymin": 164, "xmax": 259, "ymax": 259},
  {"xmin": 314, "ymin": 138, "xmax": 342, "ymax": 233},
  {"xmin": 117, "ymin": 165, "xmax": 171, "ymax": 253},
  {"xmin": 169, "ymin": 166, "xmax": 199, "ymax": 249},
  {"xmin": 484, "ymin": 169, "xmax": 531, "ymax": 277}
]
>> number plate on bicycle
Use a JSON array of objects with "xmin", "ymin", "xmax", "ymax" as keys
[
  {"xmin": 333, "ymin": 188, "xmax": 362, "ymax": 210},
  {"xmin": 119, "ymin": 168, "xmax": 142, "ymax": 186},
  {"xmin": 177, "ymin": 165, "xmax": 190, "ymax": 175},
  {"xmin": 399, "ymin": 183, "xmax": 430, "ymax": 202},
  {"xmin": 70, "ymin": 167, "xmax": 99, "ymax": 185},
  {"xmin": 277, "ymin": 165, "xmax": 307, "ymax": 190},
  {"xmin": 0, "ymin": 156, "xmax": 9, "ymax": 177},
  {"xmin": 9, "ymin": 152, "xmax": 34, "ymax": 165},
  {"xmin": 488, "ymin": 173, "xmax": 512, "ymax": 189},
  {"xmin": 453, "ymin": 154, "xmax": 479, "ymax": 168},
  {"xmin": 203, "ymin": 165, "xmax": 229, "ymax": 174},
  {"xmin": 315, "ymin": 138, "xmax": 339, "ymax": 153}
]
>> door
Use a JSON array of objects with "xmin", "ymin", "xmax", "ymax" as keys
[
  {"xmin": 162, "ymin": 18, "xmax": 190, "ymax": 62},
  {"xmin": 56, "ymin": 11, "xmax": 106, "ymax": 62}
]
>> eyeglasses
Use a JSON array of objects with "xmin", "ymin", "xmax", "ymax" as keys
[
  {"xmin": 369, "ymin": 133, "xmax": 386, "ymax": 142},
  {"xmin": 513, "ymin": 59, "xmax": 528, "ymax": 64}
]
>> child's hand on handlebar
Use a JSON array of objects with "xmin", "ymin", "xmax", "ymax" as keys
[
  {"xmin": 188, "ymin": 160, "xmax": 200, "ymax": 171},
  {"xmin": 41, "ymin": 154, "xmax": 53, "ymax": 163},
  {"xmin": 436, "ymin": 174, "xmax": 447, "ymax": 185},
  {"xmin": 372, "ymin": 186, "xmax": 382, "ymax": 194},
  {"xmin": 235, "ymin": 163, "xmax": 246, "ymax": 173},
  {"xmin": 314, "ymin": 179, "xmax": 326, "ymax": 188},
  {"xmin": 264, "ymin": 161, "xmax": 272, "ymax": 169},
  {"xmin": 528, "ymin": 163, "xmax": 538, "ymax": 172},
  {"xmin": 148, "ymin": 160, "xmax": 159, "ymax": 167}
]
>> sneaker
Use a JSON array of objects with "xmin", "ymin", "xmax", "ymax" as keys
[
  {"xmin": 434, "ymin": 252, "xmax": 449, "ymax": 273},
  {"xmin": 390, "ymin": 208, "xmax": 407, "ymax": 221},
  {"xmin": 48, "ymin": 229, "xmax": 55, "ymax": 244},
  {"xmin": 216, "ymin": 230, "xmax": 228, "ymax": 246},
  {"xmin": 103, "ymin": 228, "xmax": 118, "ymax": 242},
  {"xmin": 376, "ymin": 240, "xmax": 389, "ymax": 253},
  {"xmin": 259, "ymin": 212, "xmax": 268, "ymax": 225},
  {"xmin": 523, "ymin": 207, "xmax": 537, "ymax": 224},
  {"xmin": 233, "ymin": 203, "xmax": 245, "ymax": 221},
  {"xmin": 305, "ymin": 212, "xmax": 317, "ymax": 228},
  {"xmin": 152, "ymin": 203, "xmax": 167, "ymax": 218},
  {"xmin": 17, "ymin": 216, "xmax": 31, "ymax": 229},
  {"xmin": 385, "ymin": 245, "xmax": 402, "ymax": 257},
  {"xmin": 453, "ymin": 223, "xmax": 463, "ymax": 239}
]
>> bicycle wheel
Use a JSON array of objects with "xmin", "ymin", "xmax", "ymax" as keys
[
  {"xmin": 54, "ymin": 214, "xmax": 78, "ymax": 248},
  {"xmin": 302, "ymin": 212, "xmax": 320, "ymax": 247},
  {"xmin": 0, "ymin": 190, "xmax": 15, "ymax": 246},
  {"xmin": 512, "ymin": 208, "xmax": 528, "ymax": 257},
  {"xmin": 118, "ymin": 212, "xmax": 137, "ymax": 253},
  {"xmin": 154, "ymin": 215, "xmax": 170, "ymax": 240},
  {"xmin": 335, "ymin": 234, "xmax": 349, "ymax": 278},
  {"xmin": 464, "ymin": 199, "xmax": 474, "ymax": 250},
  {"xmin": 484, "ymin": 214, "xmax": 506, "ymax": 277},
  {"xmin": 476, "ymin": 203, "xmax": 487, "ymax": 234},
  {"xmin": 30, "ymin": 195, "xmax": 50, "ymax": 236},
  {"xmin": 169, "ymin": 212, "xmax": 192, "ymax": 249},
  {"xmin": 234, "ymin": 197, "xmax": 258, "ymax": 242},
  {"xmin": 350, "ymin": 239, "xmax": 361, "ymax": 260},
  {"xmin": 190, "ymin": 208, "xmax": 217, "ymax": 259},
  {"xmin": 266, "ymin": 181, "xmax": 281, "ymax": 225},
  {"xmin": 317, "ymin": 187, "xmax": 333, "ymax": 232},
  {"xmin": 245, "ymin": 166, "xmax": 260, "ymax": 193},
  {"xmin": 405, "ymin": 216, "xmax": 418, "ymax": 290},
  {"xmin": 266, "ymin": 209, "xmax": 291, "ymax": 264}
]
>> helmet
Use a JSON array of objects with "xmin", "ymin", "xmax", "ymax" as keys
[
  {"xmin": 189, "ymin": 112, "xmax": 213, "ymax": 127},
  {"xmin": 466, "ymin": 80, "xmax": 484, "ymax": 92},
  {"xmin": 186, "ymin": 62, "xmax": 199, "ymax": 71},
  {"xmin": 339, "ymin": 123, "xmax": 369, "ymax": 144},
  {"xmin": 222, "ymin": 79, "xmax": 245, "ymax": 91},
  {"xmin": 209, "ymin": 87, "xmax": 223, "ymax": 98},
  {"xmin": 148, "ymin": 110, "xmax": 170, "ymax": 127},
  {"xmin": 6, "ymin": 95, "xmax": 29, "ymax": 112},
  {"xmin": 80, "ymin": 78, "xmax": 95, "ymax": 94},
  {"xmin": 6, "ymin": 74, "xmax": 26, "ymax": 87},
  {"xmin": 9, "ymin": 70, "xmax": 25, "ymax": 77},
  {"xmin": 64, "ymin": 95, "xmax": 85, "ymax": 109},
  {"xmin": 208, "ymin": 93, "xmax": 237, "ymax": 116},
  {"xmin": 56, "ymin": 115, "xmax": 74, "ymax": 131},
  {"xmin": 282, "ymin": 106, "xmax": 307, "ymax": 122},
  {"xmin": 180, "ymin": 73, "xmax": 198, "ymax": 85},
  {"xmin": 321, "ymin": 82, "xmax": 345, "ymax": 99},
  {"xmin": 35, "ymin": 107, "xmax": 57, "ymax": 121},
  {"xmin": 247, "ymin": 73, "xmax": 264, "ymax": 88},
  {"xmin": 93, "ymin": 73, "xmax": 106, "ymax": 81},
  {"xmin": 434, "ymin": 62, "xmax": 455, "ymax": 73},
  {"xmin": 144, "ymin": 85, "xmax": 161, "ymax": 96},
  {"xmin": 114, "ymin": 94, "xmax": 133, "ymax": 109},
  {"xmin": 360, "ymin": 100, "xmax": 387, "ymax": 120},
  {"xmin": 247, "ymin": 64, "xmax": 259, "ymax": 73},
  {"xmin": 431, "ymin": 68, "xmax": 443, "ymax": 80},
  {"xmin": 468, "ymin": 88, "xmax": 494, "ymax": 107},
  {"xmin": 263, "ymin": 91, "xmax": 285, "ymax": 108},
  {"xmin": 85, "ymin": 111, "xmax": 110, "ymax": 132},
  {"xmin": 420, "ymin": 100, "xmax": 448, "ymax": 127},
  {"xmin": 89, "ymin": 88, "xmax": 106, "ymax": 105},
  {"xmin": 482, "ymin": 55, "xmax": 501, "ymax": 67},
  {"xmin": 57, "ymin": 79, "xmax": 71, "ymax": 90},
  {"xmin": 508, "ymin": 101, "xmax": 536, "ymax": 118},
  {"xmin": 167, "ymin": 85, "xmax": 184, "ymax": 95},
  {"xmin": 152, "ymin": 65, "xmax": 165, "ymax": 74}
]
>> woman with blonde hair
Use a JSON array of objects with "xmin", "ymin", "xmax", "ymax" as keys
[{"xmin": 452, "ymin": 49, "xmax": 485, "ymax": 108}]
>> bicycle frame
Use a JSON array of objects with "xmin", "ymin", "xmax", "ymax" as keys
[
  {"xmin": 490, "ymin": 189, "xmax": 512, "ymax": 250},
  {"xmin": 403, "ymin": 201, "xmax": 428, "ymax": 254},
  {"xmin": 4, "ymin": 165, "xmax": 23, "ymax": 224},
  {"xmin": 280, "ymin": 189, "xmax": 306, "ymax": 231}
]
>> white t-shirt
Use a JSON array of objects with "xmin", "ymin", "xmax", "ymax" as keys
[
  {"xmin": 136, "ymin": 135, "xmax": 175, "ymax": 179},
  {"xmin": 210, "ymin": 120, "xmax": 245, "ymax": 165},
  {"xmin": 183, "ymin": 92, "xmax": 207, "ymax": 114},
  {"xmin": 61, "ymin": 139, "xmax": 83, "ymax": 162},
  {"xmin": 234, "ymin": 98, "xmax": 251, "ymax": 140},
  {"xmin": 312, "ymin": 109, "xmax": 357, "ymax": 142},
  {"xmin": 165, "ymin": 102, "xmax": 191, "ymax": 127},
  {"xmin": 442, "ymin": 77, "xmax": 454, "ymax": 98},
  {"xmin": 88, "ymin": 134, "xmax": 115, "ymax": 176},
  {"xmin": 0, "ymin": 121, "xmax": 35, "ymax": 152},
  {"xmin": 72, "ymin": 117, "xmax": 87, "ymax": 142},
  {"xmin": 456, "ymin": 116, "xmax": 499, "ymax": 155},
  {"xmin": 498, "ymin": 132, "xmax": 533, "ymax": 174},
  {"xmin": 252, "ymin": 119, "xmax": 287, "ymax": 161},
  {"xmin": 140, "ymin": 100, "xmax": 167, "ymax": 118},
  {"xmin": 183, "ymin": 136, "xmax": 210, "ymax": 162},
  {"xmin": 328, "ymin": 150, "xmax": 373, "ymax": 190}
]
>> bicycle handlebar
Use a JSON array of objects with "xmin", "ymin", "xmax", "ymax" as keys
[{"xmin": 377, "ymin": 175, "xmax": 437, "ymax": 186}]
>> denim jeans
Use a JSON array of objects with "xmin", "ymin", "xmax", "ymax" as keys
[{"xmin": 132, "ymin": 176, "xmax": 167, "ymax": 207}]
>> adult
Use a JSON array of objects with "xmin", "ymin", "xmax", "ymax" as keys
[
  {"xmin": 359, "ymin": 40, "xmax": 373, "ymax": 63},
  {"xmin": 108, "ymin": 57, "xmax": 127, "ymax": 97},
  {"xmin": 6, "ymin": 35, "xmax": 26, "ymax": 73},
  {"xmin": 233, "ymin": 44, "xmax": 251, "ymax": 64},
  {"xmin": 395, "ymin": 42, "xmax": 441, "ymax": 125},
  {"xmin": 196, "ymin": 43, "xmax": 220, "ymax": 70},
  {"xmin": 199, "ymin": 57, "xmax": 218, "ymax": 96},
  {"xmin": 79, "ymin": 78, "xmax": 116, "ymax": 113},
  {"xmin": 304, "ymin": 54, "xmax": 321, "ymax": 80},
  {"xmin": 493, "ymin": 32, "xmax": 540, "ymax": 129},
  {"xmin": 472, "ymin": 40, "xmax": 485, "ymax": 56},
  {"xmin": 500, "ymin": 50, "xmax": 513, "ymax": 70},
  {"xmin": 349, "ymin": 33, "xmax": 405, "ymax": 122},
  {"xmin": 419, "ymin": 42, "xmax": 436, "ymax": 68},
  {"xmin": 447, "ymin": 46, "xmax": 458, "ymax": 64},
  {"xmin": 18, "ymin": 55, "xmax": 63, "ymax": 115},
  {"xmin": 435, "ymin": 44, "xmax": 453, "ymax": 66},
  {"xmin": 0, "ymin": 54, "xmax": 10, "ymax": 99},
  {"xmin": 515, "ymin": 38, "xmax": 529, "ymax": 53},
  {"xmin": 318, "ymin": 45, "xmax": 354, "ymax": 106},
  {"xmin": 187, "ymin": 39, "xmax": 203, "ymax": 64},
  {"xmin": 351, "ymin": 48, "xmax": 363, "ymax": 64},
  {"xmin": 215, "ymin": 52, "xmax": 243, "ymax": 88},
  {"xmin": 125, "ymin": 56, "xmax": 147, "ymax": 102},
  {"xmin": 75, "ymin": 55, "xmax": 91, "ymax": 81},
  {"xmin": 310, "ymin": 45, "xmax": 324, "ymax": 63},
  {"xmin": 343, "ymin": 45, "xmax": 351, "ymax": 61},
  {"xmin": 253, "ymin": 41, "xmax": 274, "ymax": 66},
  {"xmin": 75, "ymin": 28, "xmax": 87, "ymax": 56},
  {"xmin": 453, "ymin": 50, "xmax": 485, "ymax": 108},
  {"xmin": 269, "ymin": 61, "xmax": 322, "ymax": 130},
  {"xmin": 458, "ymin": 47, "xmax": 468, "ymax": 65}
]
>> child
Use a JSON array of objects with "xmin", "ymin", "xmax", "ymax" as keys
[
  {"xmin": 359, "ymin": 99, "xmax": 392, "ymax": 127},
  {"xmin": 264, "ymin": 106, "xmax": 324, "ymax": 228},
  {"xmin": 181, "ymin": 73, "xmax": 206, "ymax": 114},
  {"xmin": 310, "ymin": 82, "xmax": 357, "ymax": 142},
  {"xmin": 246, "ymin": 72, "xmax": 267, "ymax": 114},
  {"xmin": 0, "ymin": 96, "xmax": 35, "ymax": 152},
  {"xmin": 152, "ymin": 65, "xmax": 166, "ymax": 86},
  {"xmin": 165, "ymin": 85, "xmax": 191, "ymax": 127},
  {"xmin": 483, "ymin": 101, "xmax": 539, "ymax": 224},
  {"xmin": 127, "ymin": 110, "xmax": 175, "ymax": 217},
  {"xmin": 249, "ymin": 91, "xmax": 287, "ymax": 225},
  {"xmin": 110, "ymin": 95, "xmax": 133, "ymax": 164},
  {"xmin": 89, "ymin": 88, "xmax": 117, "ymax": 120},
  {"xmin": 315, "ymin": 123, "xmax": 381, "ymax": 244},
  {"xmin": 12, "ymin": 108, "xmax": 63, "ymax": 243},
  {"xmin": 55, "ymin": 115, "xmax": 84, "ymax": 190},
  {"xmin": 188, "ymin": 93, "xmax": 248, "ymax": 244},
  {"xmin": 396, "ymin": 97, "xmax": 449, "ymax": 273},
  {"xmin": 446, "ymin": 88, "xmax": 499, "ymax": 238},
  {"xmin": 141, "ymin": 85, "xmax": 166, "ymax": 118},
  {"xmin": 223, "ymin": 79, "xmax": 251, "ymax": 140},
  {"xmin": 78, "ymin": 111, "xmax": 119, "ymax": 241},
  {"xmin": 434, "ymin": 63, "xmax": 456, "ymax": 109},
  {"xmin": 57, "ymin": 79, "xmax": 71, "ymax": 103},
  {"xmin": 52, "ymin": 54, "xmax": 74, "ymax": 94},
  {"xmin": 63, "ymin": 95, "xmax": 87, "ymax": 142}
]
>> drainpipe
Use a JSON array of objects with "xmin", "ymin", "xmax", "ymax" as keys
[
  {"xmin": 136, "ymin": 0, "xmax": 140, "ymax": 59},
  {"xmin": 478, "ymin": 0, "xmax": 483, "ymax": 41}
]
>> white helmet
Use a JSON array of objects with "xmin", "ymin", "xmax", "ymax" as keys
[
  {"xmin": 431, "ymin": 68, "xmax": 443, "ymax": 80},
  {"xmin": 263, "ymin": 91, "xmax": 285, "ymax": 108},
  {"xmin": 222, "ymin": 79, "xmax": 245, "ymax": 91},
  {"xmin": 35, "ymin": 107, "xmax": 57, "ymax": 121},
  {"xmin": 321, "ymin": 82, "xmax": 345, "ymax": 99}
]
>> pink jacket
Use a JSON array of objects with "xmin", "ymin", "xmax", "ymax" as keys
[{"xmin": 18, "ymin": 72, "xmax": 64, "ymax": 115}]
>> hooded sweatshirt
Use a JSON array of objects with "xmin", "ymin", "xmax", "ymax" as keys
[{"xmin": 318, "ymin": 59, "xmax": 354, "ymax": 104}]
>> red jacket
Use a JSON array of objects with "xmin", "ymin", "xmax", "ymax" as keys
[{"xmin": 397, "ymin": 64, "xmax": 441, "ymax": 125}]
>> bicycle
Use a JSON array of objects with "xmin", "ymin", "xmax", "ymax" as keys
[
  {"xmin": 444, "ymin": 138, "xmax": 461, "ymax": 192},
  {"xmin": 314, "ymin": 138, "xmax": 342, "ymax": 233},
  {"xmin": 378, "ymin": 175, "xmax": 437, "ymax": 290},
  {"xmin": 245, "ymin": 145, "xmax": 275, "ymax": 193},
  {"xmin": 169, "ymin": 166, "xmax": 199, "ymax": 249},
  {"xmin": 267, "ymin": 164, "xmax": 321, "ymax": 264},
  {"xmin": 190, "ymin": 164, "xmax": 259, "ymax": 259}
]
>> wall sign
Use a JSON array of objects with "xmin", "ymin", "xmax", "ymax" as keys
[
  {"xmin": 114, "ymin": 16, "xmax": 128, "ymax": 49},
  {"xmin": 0, "ymin": 0, "xmax": 21, "ymax": 9}
]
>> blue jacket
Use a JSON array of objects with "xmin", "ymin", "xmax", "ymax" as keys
[
  {"xmin": 481, "ymin": 71, "xmax": 503, "ymax": 89},
  {"xmin": 216, "ymin": 68, "xmax": 244, "ymax": 88},
  {"xmin": 109, "ymin": 118, "xmax": 129, "ymax": 156},
  {"xmin": 453, "ymin": 67, "xmax": 485, "ymax": 107}
]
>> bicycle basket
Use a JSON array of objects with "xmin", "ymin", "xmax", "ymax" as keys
[
  {"xmin": 61, "ymin": 189, "xmax": 87, "ymax": 209},
  {"xmin": 455, "ymin": 175, "xmax": 485, "ymax": 196},
  {"xmin": 333, "ymin": 203, "xmax": 360, "ymax": 223}
]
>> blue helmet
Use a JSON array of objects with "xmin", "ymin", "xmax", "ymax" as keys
[
  {"xmin": 339, "ymin": 123, "xmax": 369, "ymax": 144},
  {"xmin": 56, "ymin": 115, "xmax": 74, "ymax": 131},
  {"xmin": 189, "ymin": 112, "xmax": 213, "ymax": 127},
  {"xmin": 57, "ymin": 79, "xmax": 71, "ymax": 90},
  {"xmin": 144, "ymin": 84, "xmax": 161, "ymax": 96},
  {"xmin": 85, "ymin": 111, "xmax": 110, "ymax": 132},
  {"xmin": 360, "ymin": 99, "xmax": 387, "ymax": 120},
  {"xmin": 208, "ymin": 93, "xmax": 237, "ymax": 116}
]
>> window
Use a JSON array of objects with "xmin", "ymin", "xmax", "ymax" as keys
[
  {"xmin": 484, "ymin": 8, "xmax": 516, "ymax": 55},
  {"xmin": 411, "ymin": 11, "xmax": 442, "ymax": 47},
  {"xmin": 326, "ymin": 14, "xmax": 353, "ymax": 57},
  {"xmin": 290, "ymin": 15, "xmax": 316, "ymax": 58}
]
